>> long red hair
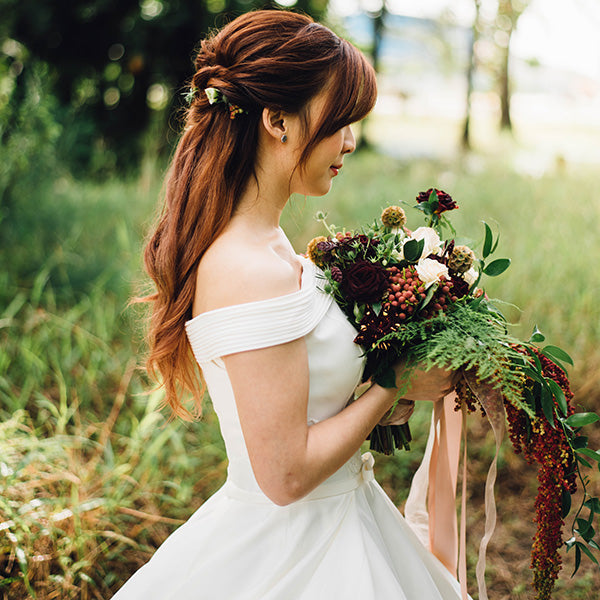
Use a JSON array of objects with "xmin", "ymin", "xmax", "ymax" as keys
[{"xmin": 143, "ymin": 10, "xmax": 377, "ymax": 418}]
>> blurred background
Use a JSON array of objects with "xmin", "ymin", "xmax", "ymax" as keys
[{"xmin": 1, "ymin": 1, "xmax": 599, "ymax": 598}]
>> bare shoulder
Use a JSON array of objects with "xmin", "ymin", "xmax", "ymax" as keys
[{"xmin": 193, "ymin": 233, "xmax": 302, "ymax": 316}]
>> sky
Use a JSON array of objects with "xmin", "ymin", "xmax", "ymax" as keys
[{"xmin": 329, "ymin": 0, "xmax": 600, "ymax": 82}]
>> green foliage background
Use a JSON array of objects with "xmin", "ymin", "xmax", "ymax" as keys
[{"xmin": 1, "ymin": 2, "xmax": 600, "ymax": 599}]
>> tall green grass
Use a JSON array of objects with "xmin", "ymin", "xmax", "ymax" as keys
[{"xmin": 1, "ymin": 151, "xmax": 599, "ymax": 598}]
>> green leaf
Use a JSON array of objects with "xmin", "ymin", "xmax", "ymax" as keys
[
  {"xmin": 566, "ymin": 413, "xmax": 600, "ymax": 428},
  {"xmin": 540, "ymin": 384, "xmax": 555, "ymax": 427},
  {"xmin": 577, "ymin": 455, "xmax": 593, "ymax": 469},
  {"xmin": 522, "ymin": 366, "xmax": 546, "ymax": 386},
  {"xmin": 372, "ymin": 302, "xmax": 382, "ymax": 316},
  {"xmin": 573, "ymin": 544, "xmax": 582, "ymax": 576},
  {"xmin": 482, "ymin": 222, "xmax": 493, "ymax": 259},
  {"xmin": 589, "ymin": 540, "xmax": 600, "ymax": 552},
  {"xmin": 573, "ymin": 436, "xmax": 589, "ymax": 449},
  {"xmin": 523, "ymin": 346, "xmax": 542, "ymax": 372},
  {"xmin": 576, "ymin": 448, "xmax": 600, "ymax": 463},
  {"xmin": 419, "ymin": 282, "xmax": 438, "ymax": 311},
  {"xmin": 403, "ymin": 238, "xmax": 425, "ymax": 262},
  {"xmin": 576, "ymin": 541, "xmax": 599, "ymax": 566},
  {"xmin": 561, "ymin": 487, "xmax": 572, "ymax": 518},
  {"xmin": 547, "ymin": 378, "xmax": 568, "ymax": 416},
  {"xmin": 529, "ymin": 324, "xmax": 546, "ymax": 344},
  {"xmin": 543, "ymin": 345, "xmax": 574, "ymax": 366},
  {"xmin": 375, "ymin": 367, "xmax": 397, "ymax": 389},
  {"xmin": 584, "ymin": 498, "xmax": 600, "ymax": 513},
  {"xmin": 483, "ymin": 258, "xmax": 511, "ymax": 277}
]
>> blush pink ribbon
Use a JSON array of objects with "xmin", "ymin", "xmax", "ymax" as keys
[{"xmin": 404, "ymin": 373, "xmax": 505, "ymax": 600}]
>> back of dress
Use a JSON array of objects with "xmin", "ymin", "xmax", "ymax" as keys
[
  {"xmin": 113, "ymin": 255, "xmax": 466, "ymax": 600},
  {"xmin": 185, "ymin": 256, "xmax": 365, "ymax": 496}
]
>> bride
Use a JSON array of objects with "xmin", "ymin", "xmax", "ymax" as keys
[{"xmin": 115, "ymin": 9, "xmax": 463, "ymax": 599}]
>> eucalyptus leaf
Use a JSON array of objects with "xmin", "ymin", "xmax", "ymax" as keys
[
  {"xmin": 482, "ymin": 221, "xmax": 493, "ymax": 259},
  {"xmin": 561, "ymin": 486, "xmax": 572, "ymax": 518},
  {"xmin": 483, "ymin": 258, "xmax": 511, "ymax": 277},
  {"xmin": 372, "ymin": 302, "xmax": 382, "ymax": 316},
  {"xmin": 403, "ymin": 238, "xmax": 424, "ymax": 262},
  {"xmin": 529, "ymin": 324, "xmax": 546, "ymax": 344},
  {"xmin": 576, "ymin": 541, "xmax": 599, "ymax": 565},
  {"xmin": 540, "ymin": 384, "xmax": 555, "ymax": 427},
  {"xmin": 584, "ymin": 498, "xmax": 600, "ymax": 512},
  {"xmin": 547, "ymin": 378, "xmax": 568, "ymax": 416},
  {"xmin": 576, "ymin": 448, "xmax": 600, "ymax": 463},
  {"xmin": 543, "ymin": 345, "xmax": 574, "ymax": 366},
  {"xmin": 573, "ymin": 545, "xmax": 582, "ymax": 575},
  {"xmin": 566, "ymin": 413, "xmax": 600, "ymax": 428}
]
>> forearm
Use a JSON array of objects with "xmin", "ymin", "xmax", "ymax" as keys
[{"xmin": 275, "ymin": 384, "xmax": 395, "ymax": 504}]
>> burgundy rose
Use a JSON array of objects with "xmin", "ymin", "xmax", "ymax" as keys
[
  {"xmin": 342, "ymin": 260, "xmax": 388, "ymax": 304},
  {"xmin": 416, "ymin": 188, "xmax": 458, "ymax": 215}
]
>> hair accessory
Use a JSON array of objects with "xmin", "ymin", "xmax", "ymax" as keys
[
  {"xmin": 183, "ymin": 86, "xmax": 199, "ymax": 105},
  {"xmin": 204, "ymin": 86, "xmax": 247, "ymax": 120},
  {"xmin": 281, "ymin": 134, "xmax": 288, "ymax": 143}
]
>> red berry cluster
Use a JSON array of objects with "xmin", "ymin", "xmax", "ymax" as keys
[
  {"xmin": 382, "ymin": 265, "xmax": 425, "ymax": 320},
  {"xmin": 505, "ymin": 347, "xmax": 576, "ymax": 600},
  {"xmin": 420, "ymin": 279, "xmax": 461, "ymax": 320}
]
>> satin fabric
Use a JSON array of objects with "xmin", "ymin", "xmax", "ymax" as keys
[{"xmin": 113, "ymin": 256, "xmax": 465, "ymax": 599}]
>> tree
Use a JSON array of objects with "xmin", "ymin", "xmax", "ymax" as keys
[
  {"xmin": 1, "ymin": 0, "xmax": 330, "ymax": 175},
  {"xmin": 462, "ymin": 0, "xmax": 482, "ymax": 150},
  {"xmin": 495, "ymin": 0, "xmax": 531, "ymax": 130}
]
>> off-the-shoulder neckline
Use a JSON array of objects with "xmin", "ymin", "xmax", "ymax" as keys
[{"xmin": 185, "ymin": 255, "xmax": 313, "ymax": 326}]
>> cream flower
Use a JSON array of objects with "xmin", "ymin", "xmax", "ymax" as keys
[
  {"xmin": 416, "ymin": 258, "xmax": 449, "ymax": 289},
  {"xmin": 410, "ymin": 227, "xmax": 443, "ymax": 258},
  {"xmin": 463, "ymin": 266, "xmax": 479, "ymax": 286}
]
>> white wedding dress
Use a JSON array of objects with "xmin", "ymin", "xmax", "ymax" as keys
[{"xmin": 113, "ymin": 255, "xmax": 463, "ymax": 599}]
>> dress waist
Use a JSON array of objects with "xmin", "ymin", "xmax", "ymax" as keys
[{"xmin": 222, "ymin": 452, "xmax": 375, "ymax": 505}]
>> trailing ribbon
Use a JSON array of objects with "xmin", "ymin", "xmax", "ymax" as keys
[
  {"xmin": 463, "ymin": 371, "xmax": 505, "ymax": 600},
  {"xmin": 404, "ymin": 373, "xmax": 506, "ymax": 600}
]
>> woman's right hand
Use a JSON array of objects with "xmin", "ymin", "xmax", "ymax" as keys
[{"xmin": 393, "ymin": 363, "xmax": 457, "ymax": 403}]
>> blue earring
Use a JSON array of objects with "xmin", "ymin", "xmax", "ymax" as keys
[{"xmin": 281, "ymin": 134, "xmax": 288, "ymax": 143}]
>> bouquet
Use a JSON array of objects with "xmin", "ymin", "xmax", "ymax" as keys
[{"xmin": 306, "ymin": 189, "xmax": 600, "ymax": 600}]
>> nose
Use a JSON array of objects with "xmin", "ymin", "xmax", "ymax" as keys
[{"xmin": 343, "ymin": 125, "xmax": 356, "ymax": 155}]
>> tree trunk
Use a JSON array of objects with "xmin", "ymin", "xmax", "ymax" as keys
[
  {"xmin": 499, "ymin": 34, "xmax": 513, "ymax": 130},
  {"xmin": 358, "ymin": 1, "xmax": 387, "ymax": 151},
  {"xmin": 461, "ymin": 0, "xmax": 481, "ymax": 150}
]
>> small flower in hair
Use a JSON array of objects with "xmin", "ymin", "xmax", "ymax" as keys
[
  {"xmin": 204, "ymin": 87, "xmax": 222, "ymax": 105},
  {"xmin": 183, "ymin": 86, "xmax": 199, "ymax": 105},
  {"xmin": 204, "ymin": 86, "xmax": 247, "ymax": 120}
]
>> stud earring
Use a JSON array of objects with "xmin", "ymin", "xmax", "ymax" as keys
[{"xmin": 281, "ymin": 134, "xmax": 288, "ymax": 143}]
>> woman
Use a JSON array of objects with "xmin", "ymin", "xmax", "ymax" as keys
[{"xmin": 115, "ymin": 9, "xmax": 462, "ymax": 599}]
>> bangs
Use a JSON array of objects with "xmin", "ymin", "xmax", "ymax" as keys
[{"xmin": 299, "ymin": 38, "xmax": 377, "ymax": 165}]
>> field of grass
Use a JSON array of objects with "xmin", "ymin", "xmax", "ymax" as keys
[{"xmin": 1, "ymin": 149, "xmax": 599, "ymax": 599}]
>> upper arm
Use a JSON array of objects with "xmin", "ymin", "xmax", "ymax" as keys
[{"xmin": 224, "ymin": 335, "xmax": 311, "ymax": 505}]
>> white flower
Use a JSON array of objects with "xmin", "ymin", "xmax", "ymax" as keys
[
  {"xmin": 410, "ymin": 227, "xmax": 443, "ymax": 257},
  {"xmin": 416, "ymin": 258, "xmax": 449, "ymax": 289},
  {"xmin": 463, "ymin": 266, "xmax": 479, "ymax": 286}
]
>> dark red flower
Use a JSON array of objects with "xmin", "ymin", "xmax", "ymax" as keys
[
  {"xmin": 416, "ymin": 188, "xmax": 458, "ymax": 215},
  {"xmin": 342, "ymin": 260, "xmax": 388, "ymax": 304}
]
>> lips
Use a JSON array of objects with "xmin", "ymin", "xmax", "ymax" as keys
[{"xmin": 330, "ymin": 164, "xmax": 342, "ymax": 176}]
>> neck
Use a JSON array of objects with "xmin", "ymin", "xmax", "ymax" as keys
[{"xmin": 232, "ymin": 164, "xmax": 290, "ymax": 232}]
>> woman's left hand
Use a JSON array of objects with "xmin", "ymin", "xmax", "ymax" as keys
[{"xmin": 378, "ymin": 399, "xmax": 415, "ymax": 426}]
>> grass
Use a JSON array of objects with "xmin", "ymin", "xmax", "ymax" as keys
[{"xmin": 1, "ymin": 148, "xmax": 599, "ymax": 598}]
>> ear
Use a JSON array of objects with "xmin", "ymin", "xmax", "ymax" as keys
[{"xmin": 261, "ymin": 107, "xmax": 287, "ymax": 141}]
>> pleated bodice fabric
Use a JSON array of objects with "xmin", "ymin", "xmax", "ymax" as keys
[{"xmin": 112, "ymin": 255, "xmax": 464, "ymax": 600}]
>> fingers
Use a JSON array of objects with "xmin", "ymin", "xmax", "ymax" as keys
[{"xmin": 379, "ymin": 400, "xmax": 415, "ymax": 426}]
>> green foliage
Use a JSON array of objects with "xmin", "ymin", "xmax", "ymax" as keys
[
  {"xmin": 2, "ymin": 0, "xmax": 332, "ymax": 175},
  {"xmin": 1, "ymin": 149, "xmax": 599, "ymax": 596}
]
